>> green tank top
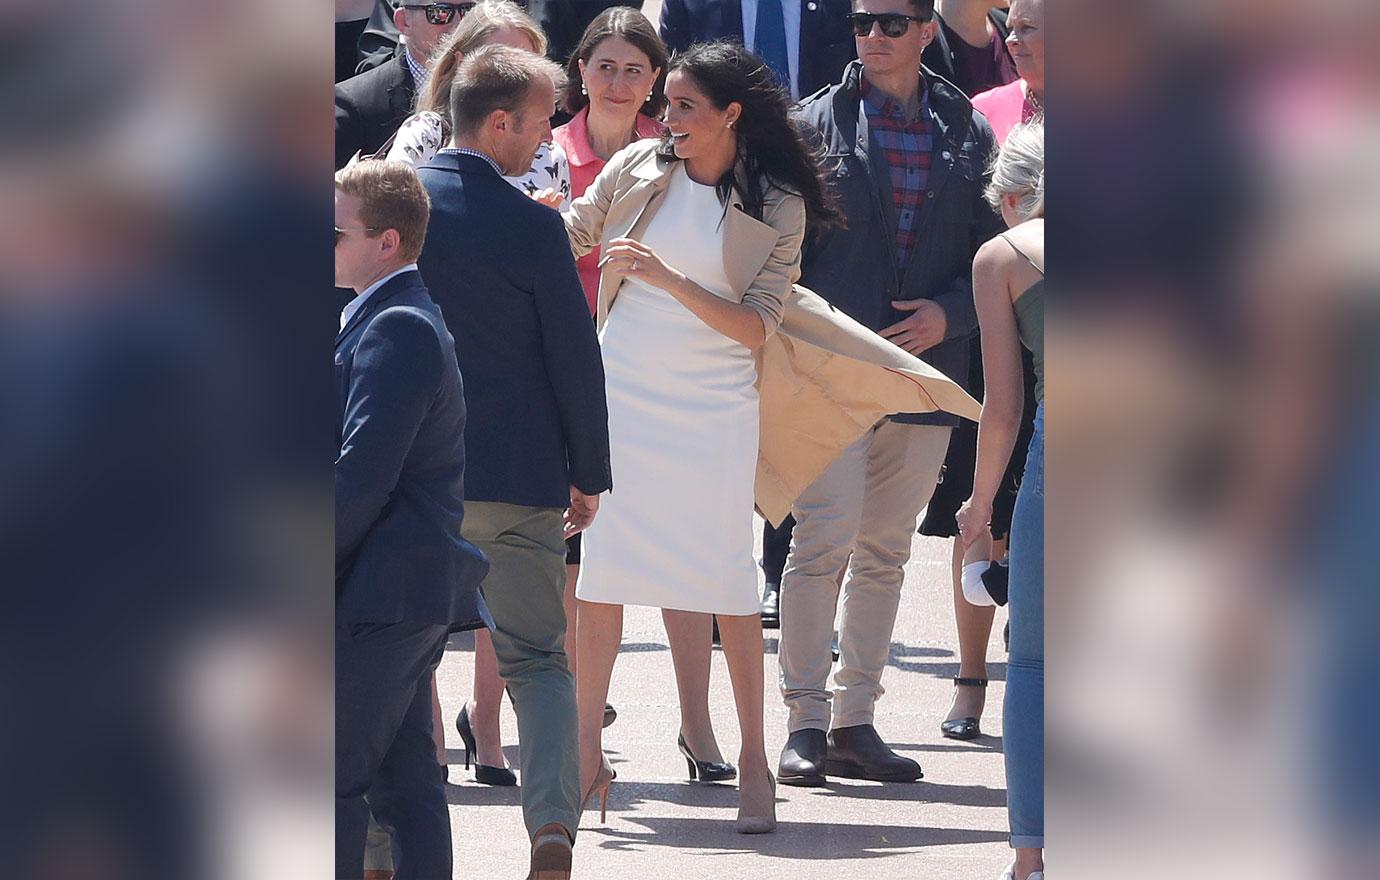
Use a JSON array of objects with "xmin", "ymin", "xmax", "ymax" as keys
[{"xmin": 1004, "ymin": 234, "xmax": 1044, "ymax": 403}]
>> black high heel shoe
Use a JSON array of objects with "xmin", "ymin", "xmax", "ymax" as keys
[
  {"xmin": 939, "ymin": 677, "xmax": 988, "ymax": 741},
  {"xmin": 677, "ymin": 733, "xmax": 736, "ymax": 782},
  {"xmin": 456, "ymin": 703, "xmax": 517, "ymax": 786}
]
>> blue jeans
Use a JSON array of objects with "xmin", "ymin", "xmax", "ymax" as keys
[{"xmin": 1005, "ymin": 402, "xmax": 1044, "ymax": 849}]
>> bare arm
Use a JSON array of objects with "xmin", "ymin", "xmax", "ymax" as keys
[{"xmin": 956, "ymin": 237, "xmax": 1025, "ymax": 545}]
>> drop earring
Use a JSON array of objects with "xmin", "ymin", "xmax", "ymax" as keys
[{"xmin": 581, "ymin": 83, "xmax": 588, "ymax": 95}]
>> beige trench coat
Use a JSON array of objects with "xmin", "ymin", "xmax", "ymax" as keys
[{"xmin": 565, "ymin": 140, "xmax": 981, "ymax": 527}]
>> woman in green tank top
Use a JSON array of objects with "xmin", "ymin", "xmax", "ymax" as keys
[{"xmin": 956, "ymin": 119, "xmax": 1045, "ymax": 880}]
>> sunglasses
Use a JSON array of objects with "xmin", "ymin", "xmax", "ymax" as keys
[
  {"xmin": 400, "ymin": 2, "xmax": 474, "ymax": 26},
  {"xmin": 846, "ymin": 12, "xmax": 930, "ymax": 38},
  {"xmin": 335, "ymin": 225, "xmax": 379, "ymax": 245}
]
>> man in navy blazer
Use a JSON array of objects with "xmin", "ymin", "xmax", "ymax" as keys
[
  {"xmin": 659, "ymin": 0, "xmax": 857, "ymax": 100},
  {"xmin": 417, "ymin": 47, "xmax": 611, "ymax": 878},
  {"xmin": 335, "ymin": 160, "xmax": 490, "ymax": 879}
]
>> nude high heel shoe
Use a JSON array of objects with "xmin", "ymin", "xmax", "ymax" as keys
[
  {"xmin": 580, "ymin": 758, "xmax": 615, "ymax": 824},
  {"xmin": 734, "ymin": 771, "xmax": 777, "ymax": 834}
]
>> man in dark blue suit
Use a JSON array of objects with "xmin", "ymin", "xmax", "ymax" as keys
[
  {"xmin": 416, "ymin": 46, "xmax": 611, "ymax": 879},
  {"xmin": 659, "ymin": 0, "xmax": 857, "ymax": 100},
  {"xmin": 335, "ymin": 160, "xmax": 491, "ymax": 879}
]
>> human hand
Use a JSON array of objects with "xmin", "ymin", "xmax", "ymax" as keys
[
  {"xmin": 599, "ymin": 238, "xmax": 682, "ymax": 293},
  {"xmin": 955, "ymin": 497, "xmax": 993, "ymax": 550},
  {"xmin": 564, "ymin": 486, "xmax": 600, "ymax": 537},
  {"xmin": 880, "ymin": 298, "xmax": 948, "ymax": 355},
  {"xmin": 531, "ymin": 187, "xmax": 565, "ymax": 210}
]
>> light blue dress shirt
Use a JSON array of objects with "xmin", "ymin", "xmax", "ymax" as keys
[
  {"xmin": 740, "ymin": 0, "xmax": 802, "ymax": 100},
  {"xmin": 340, "ymin": 264, "xmax": 419, "ymax": 331}
]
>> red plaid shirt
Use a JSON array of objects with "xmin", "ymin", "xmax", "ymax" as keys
[{"xmin": 860, "ymin": 78, "xmax": 936, "ymax": 271}]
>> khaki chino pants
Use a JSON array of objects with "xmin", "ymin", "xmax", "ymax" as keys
[
  {"xmin": 779, "ymin": 419, "xmax": 952, "ymax": 732},
  {"xmin": 461, "ymin": 501, "xmax": 580, "ymax": 840}
]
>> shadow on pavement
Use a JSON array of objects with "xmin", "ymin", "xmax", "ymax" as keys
[
  {"xmin": 887, "ymin": 657, "xmax": 1008, "ymax": 679},
  {"xmin": 583, "ymin": 815, "xmax": 1006, "ymax": 856},
  {"xmin": 621, "ymin": 641, "xmax": 670, "ymax": 653},
  {"xmin": 897, "ymin": 738, "xmax": 1004, "ymax": 752},
  {"xmin": 809, "ymin": 780, "xmax": 1007, "ymax": 809}
]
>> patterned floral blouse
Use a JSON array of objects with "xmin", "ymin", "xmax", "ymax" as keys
[{"xmin": 381, "ymin": 110, "xmax": 571, "ymax": 202}]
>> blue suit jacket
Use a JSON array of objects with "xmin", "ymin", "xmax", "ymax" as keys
[
  {"xmin": 336, "ymin": 270, "xmax": 491, "ymax": 628},
  {"xmin": 416, "ymin": 152, "xmax": 612, "ymax": 508},
  {"xmin": 658, "ymin": 0, "xmax": 856, "ymax": 99}
]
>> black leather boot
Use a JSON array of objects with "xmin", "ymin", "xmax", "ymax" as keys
[
  {"xmin": 759, "ymin": 582, "xmax": 780, "ymax": 628},
  {"xmin": 825, "ymin": 724, "xmax": 922, "ymax": 782},
  {"xmin": 777, "ymin": 728, "xmax": 828, "ymax": 786}
]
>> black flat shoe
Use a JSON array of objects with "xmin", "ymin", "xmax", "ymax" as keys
[
  {"xmin": 677, "ymin": 733, "xmax": 736, "ymax": 782},
  {"xmin": 777, "ymin": 728, "xmax": 828, "ymax": 786},
  {"xmin": 825, "ymin": 723, "xmax": 922, "ymax": 782},
  {"xmin": 455, "ymin": 703, "xmax": 517, "ymax": 786},
  {"xmin": 603, "ymin": 703, "xmax": 617, "ymax": 729},
  {"xmin": 759, "ymin": 582, "xmax": 780, "ymax": 629},
  {"xmin": 940, "ymin": 677, "xmax": 988, "ymax": 741}
]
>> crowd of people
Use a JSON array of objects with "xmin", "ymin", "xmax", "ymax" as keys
[{"xmin": 334, "ymin": 1, "xmax": 1044, "ymax": 878}]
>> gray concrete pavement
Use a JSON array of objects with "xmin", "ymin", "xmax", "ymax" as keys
[{"xmin": 436, "ymin": 527, "xmax": 1012, "ymax": 878}]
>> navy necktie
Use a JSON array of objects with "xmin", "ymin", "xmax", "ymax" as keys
[{"xmin": 755, "ymin": 0, "xmax": 791, "ymax": 95}]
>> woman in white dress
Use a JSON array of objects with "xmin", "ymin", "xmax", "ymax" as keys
[{"xmin": 563, "ymin": 41, "xmax": 843, "ymax": 834}]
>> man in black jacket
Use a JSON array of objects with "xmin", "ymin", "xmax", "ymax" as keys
[
  {"xmin": 417, "ymin": 47, "xmax": 611, "ymax": 877},
  {"xmin": 335, "ymin": 1, "xmax": 467, "ymax": 168},
  {"xmin": 775, "ymin": 0, "xmax": 1003, "ymax": 787}
]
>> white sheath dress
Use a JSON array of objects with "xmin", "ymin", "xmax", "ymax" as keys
[{"xmin": 576, "ymin": 164, "xmax": 761, "ymax": 615}]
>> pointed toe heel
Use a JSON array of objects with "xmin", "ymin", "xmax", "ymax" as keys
[
  {"xmin": 734, "ymin": 774, "xmax": 777, "ymax": 834},
  {"xmin": 455, "ymin": 703, "xmax": 515, "ymax": 784}
]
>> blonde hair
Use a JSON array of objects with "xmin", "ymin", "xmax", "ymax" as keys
[
  {"xmin": 334, "ymin": 161, "xmax": 431, "ymax": 263},
  {"xmin": 985, "ymin": 118, "xmax": 1044, "ymax": 220},
  {"xmin": 415, "ymin": 0, "xmax": 548, "ymax": 125}
]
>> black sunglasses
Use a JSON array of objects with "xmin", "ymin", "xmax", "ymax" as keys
[
  {"xmin": 846, "ymin": 12, "xmax": 931, "ymax": 38},
  {"xmin": 400, "ymin": 2, "xmax": 474, "ymax": 26},
  {"xmin": 335, "ymin": 225, "xmax": 380, "ymax": 245}
]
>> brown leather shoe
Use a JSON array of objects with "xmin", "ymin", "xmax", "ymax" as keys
[{"xmin": 527, "ymin": 822, "xmax": 573, "ymax": 880}]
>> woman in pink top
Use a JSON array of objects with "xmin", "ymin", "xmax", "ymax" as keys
[
  {"xmin": 552, "ymin": 8, "xmax": 667, "ymax": 315},
  {"xmin": 972, "ymin": 0, "xmax": 1044, "ymax": 144}
]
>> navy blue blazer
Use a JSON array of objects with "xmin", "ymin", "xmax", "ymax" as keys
[
  {"xmin": 658, "ymin": 0, "xmax": 856, "ymax": 99},
  {"xmin": 336, "ymin": 270, "xmax": 491, "ymax": 628},
  {"xmin": 416, "ymin": 152, "xmax": 612, "ymax": 508}
]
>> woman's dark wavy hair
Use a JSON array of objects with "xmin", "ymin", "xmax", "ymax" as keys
[
  {"xmin": 656, "ymin": 41, "xmax": 843, "ymax": 230},
  {"xmin": 560, "ymin": 7, "xmax": 668, "ymax": 118}
]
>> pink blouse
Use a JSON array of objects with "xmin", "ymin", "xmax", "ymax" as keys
[
  {"xmin": 552, "ymin": 107, "xmax": 665, "ymax": 314},
  {"xmin": 971, "ymin": 79, "xmax": 1039, "ymax": 145}
]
